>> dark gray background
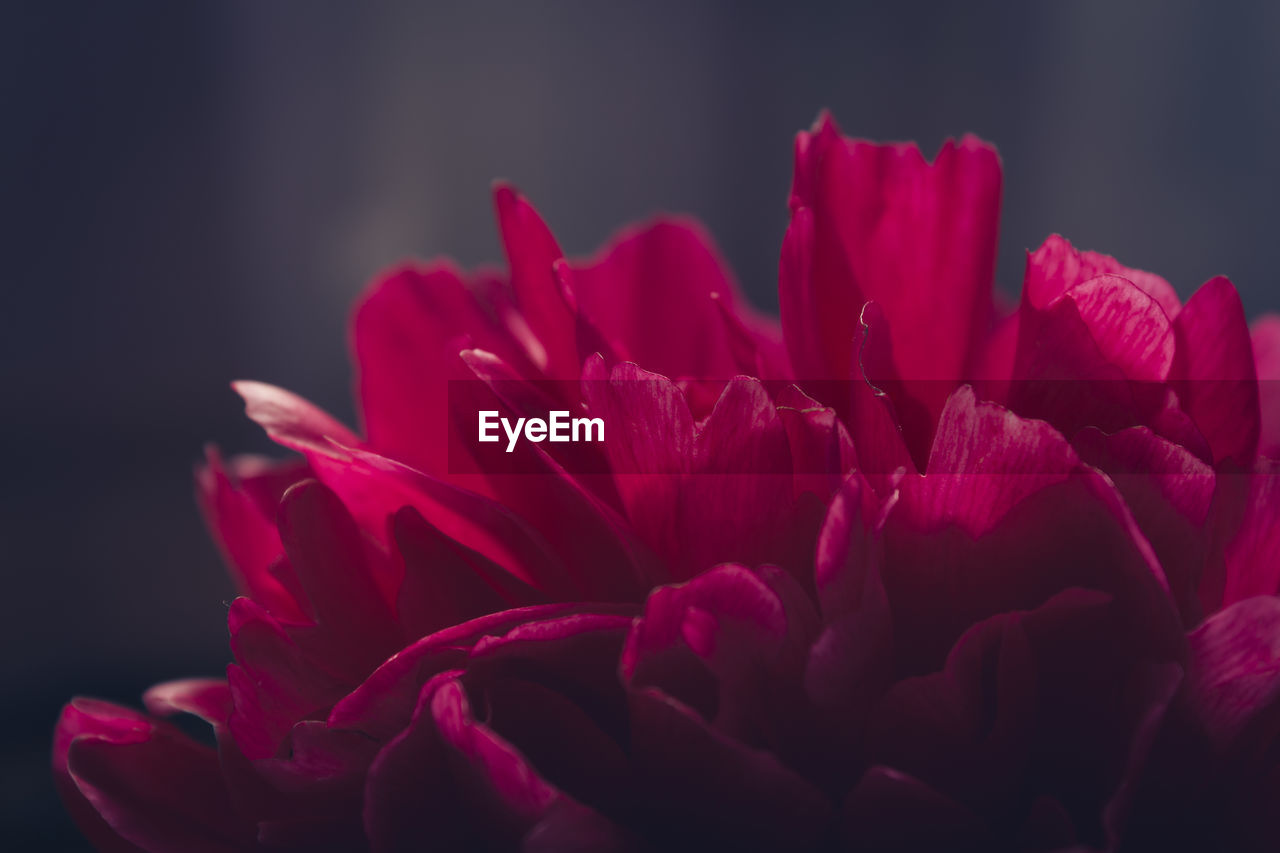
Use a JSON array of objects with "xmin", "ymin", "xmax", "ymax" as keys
[{"xmin": 5, "ymin": 1, "xmax": 1279, "ymax": 846}]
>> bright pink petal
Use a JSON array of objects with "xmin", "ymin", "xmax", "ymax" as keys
[
  {"xmin": 787, "ymin": 113, "xmax": 1001, "ymax": 433},
  {"xmin": 910, "ymin": 386, "xmax": 1079, "ymax": 536},
  {"xmin": 236, "ymin": 385, "xmax": 578, "ymax": 597},
  {"xmin": 352, "ymin": 262, "xmax": 531, "ymax": 484},
  {"xmin": 494, "ymin": 184, "xmax": 578, "ymax": 378},
  {"xmin": 194, "ymin": 449, "xmax": 308, "ymax": 621},
  {"xmin": 572, "ymin": 218, "xmax": 768, "ymax": 380},
  {"xmin": 1171, "ymin": 276, "xmax": 1260, "ymax": 465},
  {"xmin": 1023, "ymin": 234, "xmax": 1180, "ymax": 319}
]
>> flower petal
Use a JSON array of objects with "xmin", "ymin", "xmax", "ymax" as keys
[
  {"xmin": 194, "ymin": 448, "xmax": 309, "ymax": 621},
  {"xmin": 54, "ymin": 698, "xmax": 255, "ymax": 852},
  {"xmin": 1171, "ymin": 276, "xmax": 1260, "ymax": 465},
  {"xmin": 572, "ymin": 218, "xmax": 768, "ymax": 381},
  {"xmin": 494, "ymin": 184, "xmax": 578, "ymax": 378},
  {"xmin": 1252, "ymin": 314, "xmax": 1280, "ymax": 457},
  {"xmin": 787, "ymin": 114, "xmax": 1001, "ymax": 418},
  {"xmin": 626, "ymin": 687, "xmax": 831, "ymax": 849}
]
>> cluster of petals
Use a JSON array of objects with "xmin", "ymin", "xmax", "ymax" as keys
[{"xmin": 55, "ymin": 113, "xmax": 1280, "ymax": 851}]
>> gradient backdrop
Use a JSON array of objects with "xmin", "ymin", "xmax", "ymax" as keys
[{"xmin": 6, "ymin": 1, "xmax": 1280, "ymax": 847}]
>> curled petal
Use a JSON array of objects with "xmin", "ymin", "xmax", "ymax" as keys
[{"xmin": 54, "ymin": 698, "xmax": 255, "ymax": 852}]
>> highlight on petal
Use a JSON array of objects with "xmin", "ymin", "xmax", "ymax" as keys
[
  {"xmin": 1023, "ymin": 234, "xmax": 1180, "ymax": 319},
  {"xmin": 1171, "ymin": 276, "xmax": 1260, "ymax": 466},
  {"xmin": 54, "ymin": 698, "xmax": 256, "ymax": 852},
  {"xmin": 785, "ymin": 113, "xmax": 1001, "ymax": 434}
]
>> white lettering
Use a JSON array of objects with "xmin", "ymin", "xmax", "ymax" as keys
[
  {"xmin": 480, "ymin": 410, "xmax": 603, "ymax": 452},
  {"xmin": 478, "ymin": 411, "xmax": 500, "ymax": 442},
  {"xmin": 502, "ymin": 417, "xmax": 526, "ymax": 453},
  {"xmin": 549, "ymin": 410, "xmax": 570, "ymax": 442},
  {"xmin": 573, "ymin": 417, "xmax": 604, "ymax": 442}
]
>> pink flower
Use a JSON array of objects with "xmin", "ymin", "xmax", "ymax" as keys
[{"xmin": 56, "ymin": 113, "xmax": 1280, "ymax": 851}]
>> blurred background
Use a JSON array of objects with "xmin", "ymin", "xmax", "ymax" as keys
[{"xmin": 5, "ymin": 0, "xmax": 1280, "ymax": 846}]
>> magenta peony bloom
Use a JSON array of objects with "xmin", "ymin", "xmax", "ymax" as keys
[{"xmin": 55, "ymin": 113, "xmax": 1280, "ymax": 851}]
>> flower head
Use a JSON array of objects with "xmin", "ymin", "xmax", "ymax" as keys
[{"xmin": 56, "ymin": 114, "xmax": 1280, "ymax": 851}]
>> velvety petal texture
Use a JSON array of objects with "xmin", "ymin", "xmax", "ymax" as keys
[{"xmin": 58, "ymin": 114, "xmax": 1280, "ymax": 852}]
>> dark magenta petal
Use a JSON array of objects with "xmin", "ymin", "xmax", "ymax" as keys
[
  {"xmin": 848, "ymin": 301, "xmax": 923, "ymax": 477},
  {"xmin": 227, "ymin": 597, "xmax": 348, "ymax": 760},
  {"xmin": 467, "ymin": 611, "xmax": 635, "ymax": 742},
  {"xmin": 393, "ymin": 505, "xmax": 543, "ymax": 641},
  {"xmin": 626, "ymin": 687, "xmax": 831, "ymax": 850},
  {"xmin": 623, "ymin": 565, "xmax": 818, "ymax": 757},
  {"xmin": 1252, "ymin": 315, "xmax": 1280, "ymax": 457},
  {"xmin": 1185, "ymin": 595, "xmax": 1280, "ymax": 755},
  {"xmin": 776, "ymin": 384, "xmax": 856, "ymax": 500},
  {"xmin": 813, "ymin": 470, "xmax": 891, "ymax": 620},
  {"xmin": 1171, "ymin": 276, "xmax": 1261, "ymax": 465},
  {"xmin": 681, "ymin": 377, "xmax": 796, "ymax": 577},
  {"xmin": 329, "ymin": 603, "xmax": 627, "ymax": 740},
  {"xmin": 622, "ymin": 565, "xmax": 789, "ymax": 690},
  {"xmin": 479, "ymin": 677, "xmax": 632, "ymax": 822},
  {"xmin": 582, "ymin": 358, "xmax": 696, "ymax": 576},
  {"xmin": 786, "ymin": 114, "xmax": 1001, "ymax": 425},
  {"xmin": 195, "ymin": 448, "xmax": 309, "ymax": 621},
  {"xmin": 254, "ymin": 720, "xmax": 380, "ymax": 811},
  {"xmin": 885, "ymin": 464, "xmax": 1180, "ymax": 676},
  {"xmin": 867, "ymin": 607, "xmax": 1039, "ymax": 812},
  {"xmin": 522, "ymin": 799, "xmax": 638, "ymax": 853},
  {"xmin": 1073, "ymin": 426, "xmax": 1216, "ymax": 624},
  {"xmin": 494, "ymin": 184, "xmax": 578, "ymax": 378},
  {"xmin": 841, "ymin": 765, "xmax": 985, "ymax": 851},
  {"xmin": 54, "ymin": 698, "xmax": 256, "ymax": 852},
  {"xmin": 277, "ymin": 480, "xmax": 402, "ymax": 678},
  {"xmin": 1220, "ymin": 460, "xmax": 1280, "ymax": 605},
  {"xmin": 431, "ymin": 678, "xmax": 562, "ymax": 837}
]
